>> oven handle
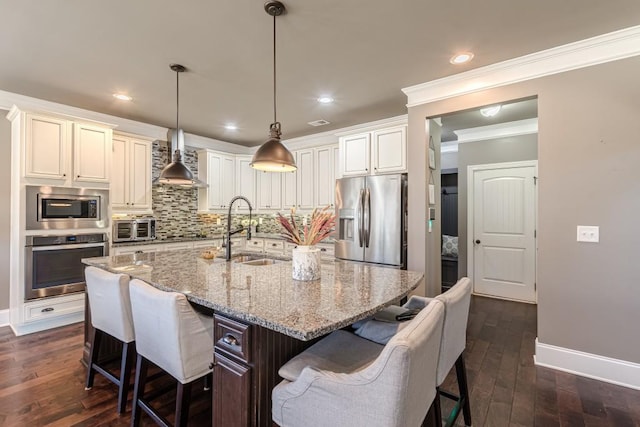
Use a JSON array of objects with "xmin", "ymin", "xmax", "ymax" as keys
[{"xmin": 30, "ymin": 242, "xmax": 107, "ymax": 251}]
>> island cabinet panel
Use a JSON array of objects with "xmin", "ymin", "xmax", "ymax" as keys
[{"xmin": 212, "ymin": 313, "xmax": 315, "ymax": 426}]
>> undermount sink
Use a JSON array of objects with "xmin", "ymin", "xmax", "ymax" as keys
[
  {"xmin": 241, "ymin": 258, "xmax": 279, "ymax": 266},
  {"xmin": 232, "ymin": 254, "xmax": 281, "ymax": 266}
]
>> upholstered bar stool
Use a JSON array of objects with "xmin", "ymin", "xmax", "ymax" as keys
[
  {"xmin": 272, "ymin": 299, "xmax": 445, "ymax": 427},
  {"xmin": 404, "ymin": 278, "xmax": 473, "ymax": 427},
  {"xmin": 129, "ymin": 279, "xmax": 214, "ymax": 427},
  {"xmin": 84, "ymin": 266, "xmax": 136, "ymax": 414}
]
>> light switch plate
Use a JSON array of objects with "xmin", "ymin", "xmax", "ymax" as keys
[{"xmin": 577, "ymin": 225, "xmax": 599, "ymax": 243}]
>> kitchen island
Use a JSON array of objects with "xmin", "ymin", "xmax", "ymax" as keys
[{"xmin": 83, "ymin": 249, "xmax": 423, "ymax": 426}]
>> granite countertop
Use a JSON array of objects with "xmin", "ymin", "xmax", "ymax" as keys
[{"xmin": 83, "ymin": 249, "xmax": 422, "ymax": 341}]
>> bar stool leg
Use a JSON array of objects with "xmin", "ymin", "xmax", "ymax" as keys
[
  {"xmin": 455, "ymin": 355, "xmax": 472, "ymax": 426},
  {"xmin": 117, "ymin": 341, "xmax": 135, "ymax": 413},
  {"xmin": 175, "ymin": 382, "xmax": 192, "ymax": 427},
  {"xmin": 131, "ymin": 355, "xmax": 149, "ymax": 427},
  {"xmin": 85, "ymin": 328, "xmax": 102, "ymax": 390}
]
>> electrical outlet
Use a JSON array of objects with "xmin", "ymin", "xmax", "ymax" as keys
[{"xmin": 577, "ymin": 225, "xmax": 599, "ymax": 243}]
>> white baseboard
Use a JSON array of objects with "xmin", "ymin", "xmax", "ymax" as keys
[
  {"xmin": 0, "ymin": 309, "xmax": 9, "ymax": 327},
  {"xmin": 535, "ymin": 338, "xmax": 640, "ymax": 390}
]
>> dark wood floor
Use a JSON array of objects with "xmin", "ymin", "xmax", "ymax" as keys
[{"xmin": 1, "ymin": 296, "xmax": 639, "ymax": 426}]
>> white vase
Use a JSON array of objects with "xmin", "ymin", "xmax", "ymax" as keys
[{"xmin": 292, "ymin": 245, "xmax": 321, "ymax": 281}]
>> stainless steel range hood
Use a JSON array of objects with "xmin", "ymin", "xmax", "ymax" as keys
[{"xmin": 153, "ymin": 128, "xmax": 207, "ymax": 187}]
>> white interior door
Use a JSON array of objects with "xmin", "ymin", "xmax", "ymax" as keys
[{"xmin": 469, "ymin": 162, "xmax": 537, "ymax": 302}]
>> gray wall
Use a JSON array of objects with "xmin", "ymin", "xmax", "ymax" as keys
[
  {"xmin": 0, "ymin": 110, "xmax": 10, "ymax": 310},
  {"xmin": 407, "ymin": 56, "xmax": 640, "ymax": 363},
  {"xmin": 457, "ymin": 134, "xmax": 538, "ymax": 277},
  {"xmin": 440, "ymin": 151, "xmax": 458, "ymax": 170}
]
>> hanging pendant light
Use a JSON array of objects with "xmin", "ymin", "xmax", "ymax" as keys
[
  {"xmin": 250, "ymin": 1, "xmax": 297, "ymax": 172},
  {"xmin": 155, "ymin": 64, "xmax": 207, "ymax": 186}
]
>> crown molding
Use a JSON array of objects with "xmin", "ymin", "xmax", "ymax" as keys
[
  {"xmin": 441, "ymin": 118, "xmax": 538, "ymax": 153},
  {"xmin": 0, "ymin": 89, "xmax": 168, "ymax": 140},
  {"xmin": 402, "ymin": 25, "xmax": 640, "ymax": 107},
  {"xmin": 333, "ymin": 114, "xmax": 408, "ymax": 137}
]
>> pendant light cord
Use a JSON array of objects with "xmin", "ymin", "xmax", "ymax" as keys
[
  {"xmin": 273, "ymin": 13, "xmax": 277, "ymax": 124},
  {"xmin": 176, "ymin": 69, "xmax": 180, "ymax": 132}
]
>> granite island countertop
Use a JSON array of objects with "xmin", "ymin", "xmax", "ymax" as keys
[
  {"xmin": 83, "ymin": 249, "xmax": 422, "ymax": 341},
  {"xmin": 111, "ymin": 232, "xmax": 335, "ymax": 247}
]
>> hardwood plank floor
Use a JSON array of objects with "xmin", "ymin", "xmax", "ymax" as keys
[
  {"xmin": 438, "ymin": 296, "xmax": 640, "ymax": 426},
  {"xmin": 1, "ymin": 295, "xmax": 639, "ymax": 426}
]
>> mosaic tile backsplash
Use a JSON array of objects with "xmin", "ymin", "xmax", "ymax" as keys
[{"xmin": 124, "ymin": 142, "xmax": 311, "ymax": 240}]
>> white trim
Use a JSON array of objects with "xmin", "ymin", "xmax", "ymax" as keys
[
  {"xmin": 10, "ymin": 312, "xmax": 84, "ymax": 336},
  {"xmin": 332, "ymin": 115, "xmax": 408, "ymax": 137},
  {"xmin": 535, "ymin": 339, "xmax": 640, "ymax": 390},
  {"xmin": 402, "ymin": 25, "xmax": 640, "ymax": 107},
  {"xmin": 455, "ymin": 118, "xmax": 538, "ymax": 143},
  {"xmin": 0, "ymin": 309, "xmax": 9, "ymax": 327},
  {"xmin": 467, "ymin": 160, "xmax": 538, "ymax": 303}
]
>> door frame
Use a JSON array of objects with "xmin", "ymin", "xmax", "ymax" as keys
[{"xmin": 466, "ymin": 160, "xmax": 538, "ymax": 303}]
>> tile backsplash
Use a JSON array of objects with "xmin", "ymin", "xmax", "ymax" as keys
[{"xmin": 123, "ymin": 141, "xmax": 305, "ymax": 239}]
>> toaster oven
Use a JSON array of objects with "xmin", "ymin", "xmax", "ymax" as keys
[{"xmin": 113, "ymin": 218, "xmax": 156, "ymax": 242}]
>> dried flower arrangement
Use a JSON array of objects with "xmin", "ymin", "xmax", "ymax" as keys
[{"xmin": 277, "ymin": 206, "xmax": 336, "ymax": 246}]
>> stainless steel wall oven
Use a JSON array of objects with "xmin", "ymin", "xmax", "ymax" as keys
[{"xmin": 25, "ymin": 233, "xmax": 108, "ymax": 300}]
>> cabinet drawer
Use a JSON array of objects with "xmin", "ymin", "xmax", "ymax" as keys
[
  {"xmin": 214, "ymin": 314, "xmax": 252, "ymax": 363},
  {"xmin": 24, "ymin": 294, "xmax": 84, "ymax": 323},
  {"xmin": 284, "ymin": 242, "xmax": 298, "ymax": 255},
  {"xmin": 245, "ymin": 239, "xmax": 264, "ymax": 252},
  {"xmin": 264, "ymin": 239, "xmax": 284, "ymax": 254},
  {"xmin": 318, "ymin": 244, "xmax": 335, "ymax": 257},
  {"xmin": 192, "ymin": 239, "xmax": 222, "ymax": 249}
]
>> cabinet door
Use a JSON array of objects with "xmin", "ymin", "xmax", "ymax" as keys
[
  {"xmin": 111, "ymin": 136, "xmax": 129, "ymax": 209},
  {"xmin": 257, "ymin": 172, "xmax": 282, "ymax": 210},
  {"xmin": 24, "ymin": 114, "xmax": 68, "ymax": 180},
  {"xmin": 315, "ymin": 145, "xmax": 335, "ymax": 209},
  {"xmin": 74, "ymin": 123, "xmax": 111, "ymax": 183},
  {"xmin": 296, "ymin": 149, "xmax": 315, "ymax": 210},
  {"xmin": 281, "ymin": 155, "xmax": 297, "ymax": 211},
  {"xmin": 213, "ymin": 352, "xmax": 251, "ymax": 427},
  {"xmin": 221, "ymin": 156, "xmax": 236, "ymax": 209},
  {"xmin": 206, "ymin": 153, "xmax": 224, "ymax": 209},
  {"xmin": 333, "ymin": 144, "xmax": 341, "ymax": 180},
  {"xmin": 235, "ymin": 156, "xmax": 255, "ymax": 211},
  {"xmin": 371, "ymin": 125, "xmax": 407, "ymax": 174},
  {"xmin": 340, "ymin": 133, "xmax": 370, "ymax": 176},
  {"xmin": 128, "ymin": 139, "xmax": 152, "ymax": 210}
]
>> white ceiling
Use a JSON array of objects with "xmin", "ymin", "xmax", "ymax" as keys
[{"xmin": 1, "ymin": 1, "xmax": 639, "ymax": 146}]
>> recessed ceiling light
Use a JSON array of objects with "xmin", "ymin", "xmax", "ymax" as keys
[
  {"xmin": 480, "ymin": 105, "xmax": 502, "ymax": 117},
  {"xmin": 449, "ymin": 52, "xmax": 474, "ymax": 65},
  {"xmin": 112, "ymin": 93, "xmax": 132, "ymax": 101},
  {"xmin": 225, "ymin": 124, "xmax": 238, "ymax": 130},
  {"xmin": 317, "ymin": 96, "xmax": 334, "ymax": 104}
]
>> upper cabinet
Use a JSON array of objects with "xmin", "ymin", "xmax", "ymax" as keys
[
  {"xmin": 339, "ymin": 124, "xmax": 407, "ymax": 177},
  {"xmin": 198, "ymin": 150, "xmax": 235, "ymax": 211},
  {"xmin": 296, "ymin": 149, "xmax": 315, "ymax": 210},
  {"xmin": 235, "ymin": 156, "xmax": 256, "ymax": 211},
  {"xmin": 315, "ymin": 145, "xmax": 340, "ymax": 209},
  {"xmin": 111, "ymin": 133, "xmax": 153, "ymax": 212},
  {"xmin": 21, "ymin": 111, "xmax": 112, "ymax": 186},
  {"xmin": 257, "ymin": 171, "xmax": 282, "ymax": 211}
]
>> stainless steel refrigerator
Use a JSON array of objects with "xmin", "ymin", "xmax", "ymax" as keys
[{"xmin": 335, "ymin": 173, "xmax": 407, "ymax": 268}]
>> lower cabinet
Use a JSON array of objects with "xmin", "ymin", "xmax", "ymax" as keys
[{"xmin": 212, "ymin": 313, "xmax": 315, "ymax": 426}]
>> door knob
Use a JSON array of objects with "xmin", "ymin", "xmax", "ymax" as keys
[{"xmin": 475, "ymin": 239, "xmax": 481, "ymax": 244}]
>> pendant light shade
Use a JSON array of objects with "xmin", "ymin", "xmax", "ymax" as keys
[
  {"xmin": 251, "ymin": 1, "xmax": 296, "ymax": 172},
  {"xmin": 155, "ymin": 64, "xmax": 207, "ymax": 187}
]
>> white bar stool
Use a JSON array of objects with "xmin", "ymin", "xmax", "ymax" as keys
[{"xmin": 84, "ymin": 266, "xmax": 136, "ymax": 414}]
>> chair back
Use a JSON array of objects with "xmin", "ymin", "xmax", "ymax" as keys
[
  {"xmin": 435, "ymin": 277, "xmax": 472, "ymax": 385},
  {"xmin": 129, "ymin": 279, "xmax": 214, "ymax": 384},
  {"xmin": 355, "ymin": 299, "xmax": 445, "ymax": 427},
  {"xmin": 85, "ymin": 266, "xmax": 134, "ymax": 343}
]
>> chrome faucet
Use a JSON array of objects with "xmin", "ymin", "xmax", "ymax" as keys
[{"xmin": 225, "ymin": 196, "xmax": 253, "ymax": 260}]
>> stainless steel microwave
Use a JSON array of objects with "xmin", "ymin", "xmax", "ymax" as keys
[{"xmin": 26, "ymin": 186, "xmax": 109, "ymax": 230}]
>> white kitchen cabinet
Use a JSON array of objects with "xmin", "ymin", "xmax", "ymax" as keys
[
  {"xmin": 164, "ymin": 242, "xmax": 192, "ymax": 251},
  {"xmin": 245, "ymin": 238, "xmax": 265, "ymax": 252},
  {"xmin": 73, "ymin": 123, "xmax": 112, "ymax": 183},
  {"xmin": 296, "ymin": 149, "xmax": 315, "ymax": 210},
  {"xmin": 198, "ymin": 150, "xmax": 236, "ymax": 211},
  {"xmin": 112, "ymin": 133, "xmax": 152, "ymax": 212},
  {"xmin": 192, "ymin": 239, "xmax": 223, "ymax": 249},
  {"xmin": 264, "ymin": 239, "xmax": 284, "ymax": 254},
  {"xmin": 23, "ymin": 112, "xmax": 112, "ymax": 185},
  {"xmin": 112, "ymin": 244, "xmax": 162, "ymax": 256},
  {"xmin": 24, "ymin": 113, "xmax": 69, "ymax": 180},
  {"xmin": 339, "ymin": 124, "xmax": 407, "ymax": 177},
  {"xmin": 235, "ymin": 156, "xmax": 256, "ymax": 211},
  {"xmin": 371, "ymin": 125, "xmax": 407, "ymax": 174},
  {"xmin": 281, "ymin": 166, "xmax": 297, "ymax": 211},
  {"xmin": 257, "ymin": 171, "xmax": 282, "ymax": 211},
  {"xmin": 315, "ymin": 144, "xmax": 339, "ymax": 209}
]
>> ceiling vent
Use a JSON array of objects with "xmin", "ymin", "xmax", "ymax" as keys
[{"xmin": 308, "ymin": 119, "xmax": 330, "ymax": 127}]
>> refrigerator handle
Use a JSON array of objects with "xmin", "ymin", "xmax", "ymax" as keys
[
  {"xmin": 365, "ymin": 187, "xmax": 371, "ymax": 247},
  {"xmin": 358, "ymin": 189, "xmax": 365, "ymax": 247}
]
